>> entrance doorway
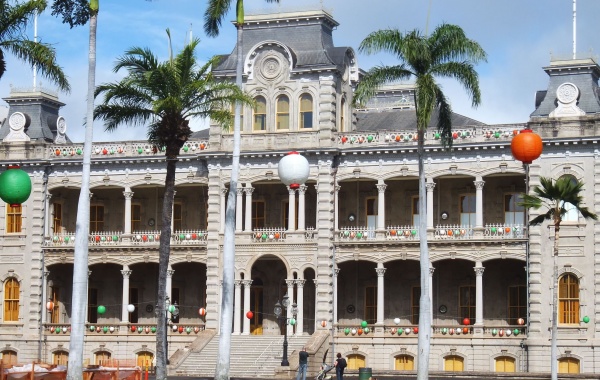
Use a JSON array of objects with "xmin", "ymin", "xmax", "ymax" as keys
[{"xmin": 250, "ymin": 287, "xmax": 263, "ymax": 335}]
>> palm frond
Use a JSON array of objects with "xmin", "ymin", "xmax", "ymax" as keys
[
  {"xmin": 428, "ymin": 23, "xmax": 487, "ymax": 65},
  {"xmin": 352, "ymin": 65, "xmax": 412, "ymax": 107},
  {"xmin": 203, "ymin": 0, "xmax": 233, "ymax": 37},
  {"xmin": 430, "ymin": 61, "xmax": 481, "ymax": 107}
]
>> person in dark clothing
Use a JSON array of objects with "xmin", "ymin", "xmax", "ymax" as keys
[
  {"xmin": 297, "ymin": 346, "xmax": 309, "ymax": 380},
  {"xmin": 334, "ymin": 353, "xmax": 346, "ymax": 380}
]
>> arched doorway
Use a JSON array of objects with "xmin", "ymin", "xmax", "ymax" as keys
[{"xmin": 250, "ymin": 255, "xmax": 288, "ymax": 335}]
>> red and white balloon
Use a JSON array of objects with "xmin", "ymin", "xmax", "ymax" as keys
[{"xmin": 278, "ymin": 152, "xmax": 310, "ymax": 189}]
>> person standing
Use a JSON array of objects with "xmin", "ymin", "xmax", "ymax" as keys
[
  {"xmin": 335, "ymin": 353, "xmax": 346, "ymax": 380},
  {"xmin": 297, "ymin": 347, "xmax": 309, "ymax": 380}
]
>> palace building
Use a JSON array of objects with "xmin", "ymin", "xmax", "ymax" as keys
[{"xmin": 0, "ymin": 9, "xmax": 599, "ymax": 377}]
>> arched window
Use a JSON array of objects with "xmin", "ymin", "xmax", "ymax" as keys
[
  {"xmin": 395, "ymin": 354, "xmax": 414, "ymax": 370},
  {"xmin": 339, "ymin": 98, "xmax": 346, "ymax": 132},
  {"xmin": 95, "ymin": 351, "xmax": 111, "ymax": 365},
  {"xmin": 346, "ymin": 354, "xmax": 365, "ymax": 370},
  {"xmin": 53, "ymin": 350, "xmax": 69, "ymax": 366},
  {"xmin": 558, "ymin": 357, "xmax": 580, "ymax": 373},
  {"xmin": 4, "ymin": 278, "xmax": 20, "ymax": 322},
  {"xmin": 444, "ymin": 355, "xmax": 464, "ymax": 371},
  {"xmin": 137, "ymin": 351, "xmax": 153, "ymax": 371},
  {"xmin": 253, "ymin": 96, "xmax": 267, "ymax": 131},
  {"xmin": 276, "ymin": 95, "xmax": 289, "ymax": 130},
  {"xmin": 559, "ymin": 274, "xmax": 579, "ymax": 324},
  {"xmin": 229, "ymin": 104, "xmax": 243, "ymax": 132},
  {"xmin": 561, "ymin": 176, "xmax": 579, "ymax": 222},
  {"xmin": 495, "ymin": 356, "xmax": 515, "ymax": 372},
  {"xmin": 1, "ymin": 350, "xmax": 17, "ymax": 365},
  {"xmin": 299, "ymin": 94, "xmax": 313, "ymax": 129}
]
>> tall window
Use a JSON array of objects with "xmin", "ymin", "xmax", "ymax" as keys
[
  {"xmin": 459, "ymin": 285, "xmax": 475, "ymax": 321},
  {"xmin": 53, "ymin": 351, "xmax": 69, "ymax": 366},
  {"xmin": 365, "ymin": 197, "xmax": 377, "ymax": 232},
  {"xmin": 131, "ymin": 204, "xmax": 141, "ymax": 232},
  {"xmin": 395, "ymin": 355, "xmax": 414, "ymax": 370},
  {"xmin": 559, "ymin": 274, "xmax": 579, "ymax": 324},
  {"xmin": 411, "ymin": 286, "xmax": 420, "ymax": 324},
  {"xmin": 444, "ymin": 355, "xmax": 464, "ymax": 371},
  {"xmin": 4, "ymin": 278, "xmax": 20, "ymax": 322},
  {"xmin": 90, "ymin": 205, "xmax": 104, "ymax": 232},
  {"xmin": 365, "ymin": 286, "xmax": 377, "ymax": 324},
  {"xmin": 253, "ymin": 96, "xmax": 267, "ymax": 131},
  {"xmin": 88, "ymin": 288, "xmax": 98, "ymax": 324},
  {"xmin": 508, "ymin": 285, "xmax": 527, "ymax": 325},
  {"xmin": 276, "ymin": 95, "xmax": 289, "ymax": 130},
  {"xmin": 129, "ymin": 288, "xmax": 138, "ymax": 323},
  {"xmin": 6, "ymin": 204, "xmax": 22, "ymax": 233},
  {"xmin": 252, "ymin": 200, "xmax": 266, "ymax": 229},
  {"xmin": 339, "ymin": 98, "xmax": 346, "ymax": 132},
  {"xmin": 50, "ymin": 286, "xmax": 60, "ymax": 323},
  {"xmin": 53, "ymin": 203, "xmax": 63, "ymax": 234},
  {"xmin": 558, "ymin": 357, "xmax": 580, "ymax": 374},
  {"xmin": 495, "ymin": 356, "xmax": 516, "ymax": 372},
  {"xmin": 412, "ymin": 197, "xmax": 419, "ymax": 226},
  {"xmin": 460, "ymin": 194, "xmax": 476, "ymax": 226},
  {"xmin": 561, "ymin": 176, "xmax": 579, "ymax": 222},
  {"xmin": 299, "ymin": 94, "xmax": 313, "ymax": 129},
  {"xmin": 229, "ymin": 104, "xmax": 243, "ymax": 132},
  {"xmin": 504, "ymin": 193, "xmax": 524, "ymax": 225},
  {"xmin": 173, "ymin": 203, "xmax": 182, "ymax": 231}
]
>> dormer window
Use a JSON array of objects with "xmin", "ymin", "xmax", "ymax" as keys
[
  {"xmin": 253, "ymin": 96, "xmax": 267, "ymax": 132},
  {"xmin": 299, "ymin": 94, "xmax": 313, "ymax": 129},
  {"xmin": 276, "ymin": 95, "xmax": 290, "ymax": 130}
]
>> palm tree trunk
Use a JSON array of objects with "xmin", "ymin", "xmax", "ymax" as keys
[
  {"xmin": 416, "ymin": 127, "xmax": 431, "ymax": 380},
  {"xmin": 66, "ymin": 8, "xmax": 97, "ymax": 380},
  {"xmin": 215, "ymin": 23, "xmax": 243, "ymax": 380},
  {"xmin": 551, "ymin": 221, "xmax": 560, "ymax": 380},
  {"xmin": 155, "ymin": 156, "xmax": 177, "ymax": 380}
]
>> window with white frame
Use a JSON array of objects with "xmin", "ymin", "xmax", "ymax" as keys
[
  {"xmin": 460, "ymin": 194, "xmax": 476, "ymax": 226},
  {"xmin": 504, "ymin": 193, "xmax": 524, "ymax": 225}
]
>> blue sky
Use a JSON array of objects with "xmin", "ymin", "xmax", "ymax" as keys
[{"xmin": 2, "ymin": 0, "xmax": 600, "ymax": 143}]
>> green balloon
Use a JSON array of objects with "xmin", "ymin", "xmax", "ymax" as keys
[
  {"xmin": 261, "ymin": 233, "xmax": 268, "ymax": 240},
  {"xmin": 151, "ymin": 327, "xmax": 157, "ymax": 333},
  {"xmin": 168, "ymin": 305, "xmax": 176, "ymax": 313},
  {"xmin": 583, "ymin": 316, "xmax": 590, "ymax": 323},
  {"xmin": 289, "ymin": 318, "xmax": 296, "ymax": 326},
  {"xmin": 513, "ymin": 329, "xmax": 520, "ymax": 336},
  {"xmin": 344, "ymin": 231, "xmax": 350, "ymax": 236},
  {"xmin": 0, "ymin": 167, "xmax": 32, "ymax": 205},
  {"xmin": 137, "ymin": 148, "xmax": 143, "ymax": 154},
  {"xmin": 356, "ymin": 232, "xmax": 363, "ymax": 238},
  {"xmin": 361, "ymin": 320, "xmax": 367, "ymax": 328},
  {"xmin": 97, "ymin": 305, "xmax": 106, "ymax": 315},
  {"xmin": 103, "ymin": 326, "xmax": 108, "ymax": 333},
  {"xmin": 363, "ymin": 327, "xmax": 370, "ymax": 334},
  {"xmin": 56, "ymin": 327, "xmax": 61, "ymax": 333},
  {"xmin": 367, "ymin": 135, "xmax": 373, "ymax": 142},
  {"xmin": 89, "ymin": 326, "xmax": 95, "ymax": 332}
]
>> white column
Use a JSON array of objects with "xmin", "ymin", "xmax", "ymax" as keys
[
  {"xmin": 334, "ymin": 185, "xmax": 340, "ymax": 230},
  {"xmin": 376, "ymin": 264, "xmax": 386, "ymax": 324},
  {"xmin": 44, "ymin": 193, "xmax": 52, "ymax": 237},
  {"xmin": 298, "ymin": 185, "xmax": 307, "ymax": 231},
  {"xmin": 236, "ymin": 188, "xmax": 244, "ymax": 232},
  {"xmin": 42, "ymin": 270, "xmax": 49, "ymax": 323},
  {"xmin": 244, "ymin": 185, "xmax": 254, "ymax": 231},
  {"xmin": 220, "ymin": 187, "xmax": 227, "ymax": 234},
  {"xmin": 429, "ymin": 266, "xmax": 435, "ymax": 323},
  {"xmin": 166, "ymin": 268, "xmax": 174, "ymax": 301},
  {"xmin": 286, "ymin": 279, "xmax": 295, "ymax": 335},
  {"xmin": 474, "ymin": 262, "xmax": 485, "ymax": 326},
  {"xmin": 474, "ymin": 178, "xmax": 485, "ymax": 228},
  {"xmin": 426, "ymin": 180, "xmax": 436, "ymax": 229},
  {"xmin": 333, "ymin": 268, "xmax": 339, "ymax": 324},
  {"xmin": 242, "ymin": 280, "xmax": 253, "ymax": 335},
  {"xmin": 287, "ymin": 187, "xmax": 296, "ymax": 231},
  {"xmin": 123, "ymin": 189, "xmax": 133, "ymax": 235},
  {"xmin": 296, "ymin": 280, "xmax": 305, "ymax": 335},
  {"xmin": 121, "ymin": 266, "xmax": 131, "ymax": 322},
  {"xmin": 376, "ymin": 181, "xmax": 387, "ymax": 230},
  {"xmin": 233, "ymin": 280, "xmax": 242, "ymax": 334}
]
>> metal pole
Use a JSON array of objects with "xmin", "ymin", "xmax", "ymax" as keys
[
  {"xmin": 282, "ymin": 315, "xmax": 289, "ymax": 366},
  {"xmin": 165, "ymin": 314, "xmax": 169, "ymax": 365}
]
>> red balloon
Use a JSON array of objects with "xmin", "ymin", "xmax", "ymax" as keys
[
  {"xmin": 198, "ymin": 307, "xmax": 206, "ymax": 317},
  {"xmin": 413, "ymin": 327, "xmax": 418, "ymax": 334},
  {"xmin": 462, "ymin": 318, "xmax": 471, "ymax": 325},
  {"xmin": 131, "ymin": 325, "xmax": 136, "ymax": 332},
  {"xmin": 246, "ymin": 311, "xmax": 254, "ymax": 319},
  {"xmin": 178, "ymin": 326, "xmax": 184, "ymax": 333},
  {"xmin": 463, "ymin": 327, "xmax": 469, "ymax": 334}
]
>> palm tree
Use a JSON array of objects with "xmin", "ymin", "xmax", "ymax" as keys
[
  {"xmin": 353, "ymin": 25, "xmax": 486, "ymax": 380},
  {"xmin": 0, "ymin": 0, "xmax": 70, "ymax": 91},
  {"xmin": 51, "ymin": 2, "xmax": 96, "ymax": 380},
  {"xmin": 520, "ymin": 176, "xmax": 597, "ymax": 380},
  {"xmin": 203, "ymin": 2, "xmax": 278, "ymax": 379},
  {"xmin": 93, "ymin": 34, "xmax": 252, "ymax": 380}
]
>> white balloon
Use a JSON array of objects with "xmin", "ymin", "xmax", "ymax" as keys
[
  {"xmin": 127, "ymin": 304, "xmax": 135, "ymax": 313},
  {"xmin": 393, "ymin": 317, "xmax": 400, "ymax": 325},
  {"xmin": 278, "ymin": 153, "xmax": 309, "ymax": 187}
]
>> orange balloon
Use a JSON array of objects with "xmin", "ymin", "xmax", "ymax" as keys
[{"xmin": 511, "ymin": 129, "xmax": 543, "ymax": 164}]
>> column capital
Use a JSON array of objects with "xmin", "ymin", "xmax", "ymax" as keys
[
  {"xmin": 285, "ymin": 279, "xmax": 295, "ymax": 287},
  {"xmin": 334, "ymin": 268, "xmax": 340, "ymax": 277},
  {"xmin": 121, "ymin": 270, "xmax": 132, "ymax": 279},
  {"xmin": 167, "ymin": 269, "xmax": 175, "ymax": 278},
  {"xmin": 123, "ymin": 191, "xmax": 134, "ymax": 200},
  {"xmin": 334, "ymin": 185, "xmax": 340, "ymax": 193},
  {"xmin": 295, "ymin": 279, "xmax": 306, "ymax": 288},
  {"xmin": 243, "ymin": 187, "xmax": 254, "ymax": 195},
  {"xmin": 287, "ymin": 186, "xmax": 297, "ymax": 195},
  {"xmin": 44, "ymin": 270, "xmax": 50, "ymax": 278},
  {"xmin": 242, "ymin": 279, "xmax": 253, "ymax": 287},
  {"xmin": 376, "ymin": 184, "xmax": 387, "ymax": 193},
  {"xmin": 88, "ymin": 270, "xmax": 92, "ymax": 277},
  {"xmin": 221, "ymin": 187, "xmax": 228, "ymax": 196},
  {"xmin": 375, "ymin": 267, "xmax": 386, "ymax": 277},
  {"xmin": 474, "ymin": 180, "xmax": 485, "ymax": 190},
  {"xmin": 46, "ymin": 192, "xmax": 52, "ymax": 200},
  {"xmin": 298, "ymin": 184, "xmax": 308, "ymax": 194},
  {"xmin": 236, "ymin": 188, "xmax": 244, "ymax": 196},
  {"xmin": 89, "ymin": 192, "xmax": 94, "ymax": 200},
  {"xmin": 429, "ymin": 266, "xmax": 435, "ymax": 276},
  {"xmin": 234, "ymin": 280, "xmax": 243, "ymax": 287},
  {"xmin": 474, "ymin": 266, "xmax": 485, "ymax": 276},
  {"xmin": 426, "ymin": 182, "xmax": 436, "ymax": 192}
]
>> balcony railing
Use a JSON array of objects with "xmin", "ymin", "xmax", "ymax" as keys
[
  {"xmin": 251, "ymin": 228, "xmax": 287, "ymax": 242},
  {"xmin": 333, "ymin": 322, "xmax": 527, "ymax": 338},
  {"xmin": 483, "ymin": 224, "xmax": 527, "ymax": 239},
  {"xmin": 386, "ymin": 226, "xmax": 418, "ymax": 240},
  {"xmin": 434, "ymin": 225, "xmax": 474, "ymax": 239},
  {"xmin": 338, "ymin": 227, "xmax": 376, "ymax": 241},
  {"xmin": 44, "ymin": 230, "xmax": 208, "ymax": 247},
  {"xmin": 43, "ymin": 323, "xmax": 206, "ymax": 335}
]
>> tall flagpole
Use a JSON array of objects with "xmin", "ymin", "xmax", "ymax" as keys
[{"xmin": 573, "ymin": 0, "xmax": 576, "ymax": 59}]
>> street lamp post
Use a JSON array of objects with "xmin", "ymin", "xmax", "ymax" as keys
[
  {"xmin": 273, "ymin": 294, "xmax": 298, "ymax": 367},
  {"xmin": 156, "ymin": 296, "xmax": 179, "ymax": 365}
]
